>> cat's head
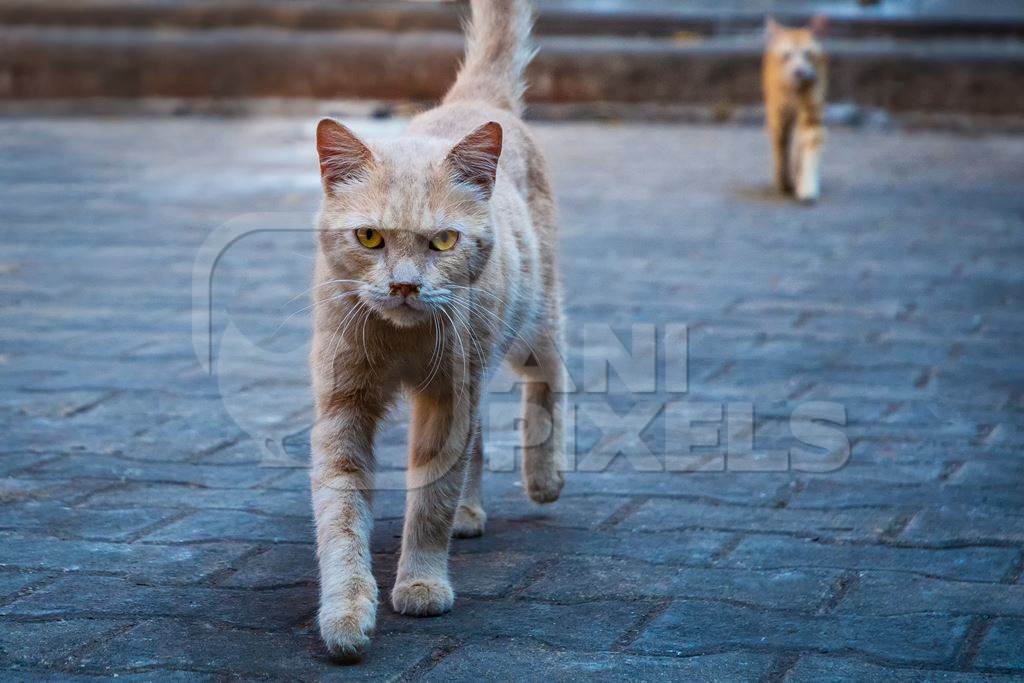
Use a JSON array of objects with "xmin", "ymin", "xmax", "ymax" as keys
[
  {"xmin": 314, "ymin": 119, "xmax": 501, "ymax": 328},
  {"xmin": 765, "ymin": 16, "xmax": 827, "ymax": 92}
]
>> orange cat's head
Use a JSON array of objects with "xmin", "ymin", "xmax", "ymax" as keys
[
  {"xmin": 764, "ymin": 15, "xmax": 827, "ymax": 92},
  {"xmin": 314, "ymin": 119, "xmax": 500, "ymax": 329}
]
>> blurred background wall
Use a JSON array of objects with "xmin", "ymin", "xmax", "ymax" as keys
[{"xmin": 1, "ymin": 0, "xmax": 1022, "ymax": 126}]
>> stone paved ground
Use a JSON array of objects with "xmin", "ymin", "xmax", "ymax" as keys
[{"xmin": 1, "ymin": 115, "xmax": 1023, "ymax": 680}]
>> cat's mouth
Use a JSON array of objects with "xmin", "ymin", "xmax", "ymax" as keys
[{"xmin": 375, "ymin": 296, "xmax": 432, "ymax": 327}]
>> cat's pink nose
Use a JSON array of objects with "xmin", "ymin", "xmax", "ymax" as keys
[{"xmin": 390, "ymin": 282, "xmax": 420, "ymax": 298}]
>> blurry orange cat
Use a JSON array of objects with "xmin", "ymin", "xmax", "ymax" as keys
[{"xmin": 763, "ymin": 16, "xmax": 828, "ymax": 203}]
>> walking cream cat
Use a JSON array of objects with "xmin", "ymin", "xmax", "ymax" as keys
[
  {"xmin": 309, "ymin": 0, "xmax": 566, "ymax": 661},
  {"xmin": 763, "ymin": 16, "xmax": 828, "ymax": 203}
]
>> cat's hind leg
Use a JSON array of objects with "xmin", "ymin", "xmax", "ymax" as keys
[
  {"xmin": 453, "ymin": 418, "xmax": 487, "ymax": 538},
  {"xmin": 516, "ymin": 316, "xmax": 567, "ymax": 504}
]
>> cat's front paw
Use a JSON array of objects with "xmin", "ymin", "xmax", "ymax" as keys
[
  {"xmin": 318, "ymin": 583, "xmax": 378, "ymax": 663},
  {"xmin": 391, "ymin": 577, "xmax": 454, "ymax": 616},
  {"xmin": 526, "ymin": 467, "xmax": 564, "ymax": 504},
  {"xmin": 452, "ymin": 504, "xmax": 487, "ymax": 538}
]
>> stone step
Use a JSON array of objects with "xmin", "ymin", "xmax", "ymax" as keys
[
  {"xmin": 1, "ymin": 0, "xmax": 1024, "ymax": 40},
  {"xmin": 1, "ymin": 26, "xmax": 1022, "ymax": 115}
]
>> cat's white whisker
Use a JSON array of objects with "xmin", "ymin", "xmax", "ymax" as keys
[
  {"xmin": 438, "ymin": 306, "xmax": 470, "ymax": 400},
  {"xmin": 274, "ymin": 290, "xmax": 358, "ymax": 339},
  {"xmin": 285, "ymin": 278, "xmax": 366, "ymax": 306}
]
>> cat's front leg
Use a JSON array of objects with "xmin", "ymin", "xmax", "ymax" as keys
[
  {"xmin": 392, "ymin": 388, "xmax": 474, "ymax": 616},
  {"xmin": 767, "ymin": 108, "xmax": 794, "ymax": 195},
  {"xmin": 795, "ymin": 120, "xmax": 824, "ymax": 203},
  {"xmin": 311, "ymin": 407, "xmax": 380, "ymax": 662}
]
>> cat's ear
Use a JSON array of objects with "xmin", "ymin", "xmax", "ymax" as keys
[
  {"xmin": 445, "ymin": 121, "xmax": 503, "ymax": 200},
  {"xmin": 316, "ymin": 119, "xmax": 373, "ymax": 192},
  {"xmin": 765, "ymin": 16, "xmax": 783, "ymax": 41},
  {"xmin": 809, "ymin": 15, "xmax": 828, "ymax": 39}
]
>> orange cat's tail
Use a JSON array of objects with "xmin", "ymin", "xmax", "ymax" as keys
[{"xmin": 443, "ymin": 0, "xmax": 536, "ymax": 116}]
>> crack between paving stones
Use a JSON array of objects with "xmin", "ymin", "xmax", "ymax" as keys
[
  {"xmin": 937, "ymin": 459, "xmax": 965, "ymax": 483},
  {"xmin": 881, "ymin": 509, "xmax": 919, "ymax": 542},
  {"xmin": 709, "ymin": 532, "xmax": 745, "ymax": 565},
  {"xmin": 1000, "ymin": 549, "xmax": 1024, "ymax": 584},
  {"xmin": 951, "ymin": 615, "xmax": 994, "ymax": 670},
  {"xmin": 121, "ymin": 509, "xmax": 196, "ymax": 543},
  {"xmin": 595, "ymin": 495, "xmax": 650, "ymax": 531},
  {"xmin": 60, "ymin": 389, "xmax": 122, "ymax": 418},
  {"xmin": 62, "ymin": 621, "xmax": 137, "ymax": 669},
  {"xmin": 611, "ymin": 598, "xmax": 671, "ymax": 652},
  {"xmin": 505, "ymin": 556, "xmax": 559, "ymax": 598},
  {"xmin": 759, "ymin": 652, "xmax": 800, "ymax": 683},
  {"xmin": 817, "ymin": 570, "xmax": 860, "ymax": 614},
  {"xmin": 0, "ymin": 574, "xmax": 61, "ymax": 609},
  {"xmin": 188, "ymin": 436, "xmax": 244, "ymax": 463},
  {"xmin": 202, "ymin": 545, "xmax": 270, "ymax": 587},
  {"xmin": 396, "ymin": 635, "xmax": 462, "ymax": 682}
]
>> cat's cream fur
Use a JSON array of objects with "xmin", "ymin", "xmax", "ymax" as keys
[
  {"xmin": 309, "ymin": 0, "xmax": 565, "ymax": 661},
  {"xmin": 763, "ymin": 16, "xmax": 828, "ymax": 203}
]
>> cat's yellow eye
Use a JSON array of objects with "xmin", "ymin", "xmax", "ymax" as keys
[
  {"xmin": 430, "ymin": 230, "xmax": 459, "ymax": 252},
  {"xmin": 355, "ymin": 227, "xmax": 383, "ymax": 249}
]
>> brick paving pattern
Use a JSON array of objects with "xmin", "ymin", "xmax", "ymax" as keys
[{"xmin": 1, "ymin": 116, "xmax": 1023, "ymax": 679}]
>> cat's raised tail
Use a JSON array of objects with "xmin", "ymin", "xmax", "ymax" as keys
[{"xmin": 443, "ymin": 0, "xmax": 536, "ymax": 115}]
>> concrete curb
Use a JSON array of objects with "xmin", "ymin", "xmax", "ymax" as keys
[
  {"xmin": 1, "ymin": 0, "xmax": 1023, "ymax": 39},
  {"xmin": 1, "ymin": 27, "xmax": 1022, "ymax": 115}
]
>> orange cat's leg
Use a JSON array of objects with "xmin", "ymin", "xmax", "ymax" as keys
[
  {"xmin": 392, "ymin": 384, "xmax": 475, "ymax": 616},
  {"xmin": 311, "ymin": 397, "xmax": 385, "ymax": 662},
  {"xmin": 795, "ymin": 108, "xmax": 824, "ymax": 203},
  {"xmin": 516, "ymin": 315, "xmax": 567, "ymax": 504},
  {"xmin": 768, "ymin": 107, "xmax": 794, "ymax": 194}
]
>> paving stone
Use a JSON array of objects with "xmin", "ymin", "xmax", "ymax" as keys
[
  {"xmin": 0, "ymin": 452, "xmax": 64, "ymax": 477},
  {"xmin": 219, "ymin": 544, "xmax": 316, "ymax": 588},
  {"xmin": 0, "ymin": 575, "xmax": 315, "ymax": 629},
  {"xmin": 949, "ymin": 459, "xmax": 1024, "ymax": 488},
  {"xmin": 424, "ymin": 641, "xmax": 774, "ymax": 681},
  {"xmin": 81, "ymin": 481, "xmax": 310, "ymax": 516},
  {"xmin": 456, "ymin": 523, "xmax": 730, "ymax": 566},
  {"xmin": 76, "ymin": 619, "xmax": 440, "ymax": 679},
  {"xmin": 837, "ymin": 572, "xmax": 1024, "ymax": 617},
  {"xmin": 0, "ymin": 501, "xmax": 173, "ymax": 541},
  {"xmin": 27, "ymin": 455, "xmax": 281, "ymax": 489},
  {"xmin": 378, "ymin": 598, "xmax": 648, "ymax": 651},
  {"xmin": 629, "ymin": 600, "xmax": 971, "ymax": 665},
  {"xmin": 789, "ymin": 479, "xmax": 1024, "ymax": 511},
  {"xmin": 974, "ymin": 618, "xmax": 1024, "ymax": 670},
  {"xmin": 900, "ymin": 506, "xmax": 1024, "ymax": 544},
  {"xmin": 494, "ymin": 494, "xmax": 635, "ymax": 529},
  {"xmin": 787, "ymin": 655, "xmax": 1002, "ymax": 681},
  {"xmin": 720, "ymin": 535, "xmax": 1021, "ymax": 582},
  {"xmin": 0, "ymin": 533, "xmax": 254, "ymax": 584},
  {"xmin": 140, "ymin": 510, "xmax": 313, "ymax": 543},
  {"xmin": 0, "ymin": 477, "xmax": 110, "ymax": 505},
  {"xmin": 0, "ymin": 571, "xmax": 49, "ymax": 600},
  {"xmin": 620, "ymin": 498, "xmax": 898, "ymax": 541},
  {"xmin": 0, "ymin": 619, "xmax": 127, "ymax": 669},
  {"xmin": 523, "ymin": 555, "xmax": 837, "ymax": 610}
]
